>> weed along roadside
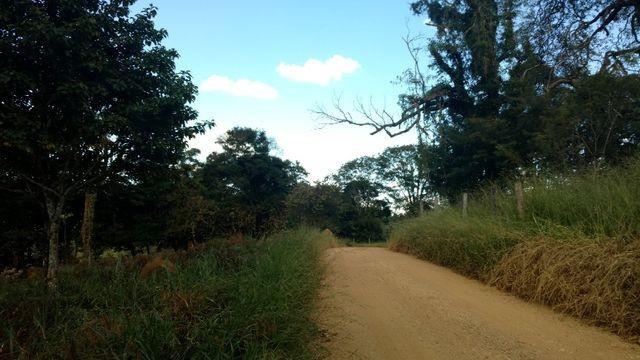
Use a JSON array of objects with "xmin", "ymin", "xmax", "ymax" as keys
[
  {"xmin": 389, "ymin": 159, "xmax": 640, "ymax": 343},
  {"xmin": 0, "ymin": 228, "xmax": 331, "ymax": 359}
]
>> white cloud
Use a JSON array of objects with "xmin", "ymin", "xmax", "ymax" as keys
[
  {"xmin": 276, "ymin": 55, "xmax": 360, "ymax": 86},
  {"xmin": 272, "ymin": 127, "xmax": 414, "ymax": 181},
  {"xmin": 200, "ymin": 75, "xmax": 279, "ymax": 99}
]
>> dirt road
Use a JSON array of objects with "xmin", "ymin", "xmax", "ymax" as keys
[{"xmin": 316, "ymin": 247, "xmax": 640, "ymax": 360}]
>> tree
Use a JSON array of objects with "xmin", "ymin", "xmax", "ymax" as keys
[
  {"xmin": 0, "ymin": 176, "xmax": 45, "ymax": 268},
  {"xmin": 94, "ymin": 168, "xmax": 175, "ymax": 254},
  {"xmin": 285, "ymin": 183, "xmax": 345, "ymax": 230},
  {"xmin": 377, "ymin": 145, "xmax": 431, "ymax": 214},
  {"xmin": 165, "ymin": 149, "xmax": 213, "ymax": 246},
  {"xmin": 317, "ymin": 0, "xmax": 640, "ymax": 199},
  {"xmin": 0, "ymin": 1, "xmax": 208, "ymax": 285},
  {"xmin": 332, "ymin": 156, "xmax": 381, "ymax": 188},
  {"xmin": 316, "ymin": 0, "xmax": 523, "ymax": 195},
  {"xmin": 331, "ymin": 145, "xmax": 431, "ymax": 214},
  {"xmin": 339, "ymin": 179, "xmax": 391, "ymax": 242},
  {"xmin": 201, "ymin": 128, "xmax": 306, "ymax": 236},
  {"xmin": 285, "ymin": 180, "xmax": 391, "ymax": 242},
  {"xmin": 218, "ymin": 127, "xmax": 271, "ymax": 156}
]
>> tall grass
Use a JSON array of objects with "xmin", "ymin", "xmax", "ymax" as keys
[
  {"xmin": 472, "ymin": 159, "xmax": 640, "ymax": 240},
  {"xmin": 1, "ymin": 228, "xmax": 332, "ymax": 359},
  {"xmin": 390, "ymin": 210, "xmax": 522, "ymax": 279},
  {"xmin": 390, "ymin": 158, "xmax": 640, "ymax": 340}
]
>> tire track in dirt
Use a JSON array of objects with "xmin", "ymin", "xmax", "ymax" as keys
[{"xmin": 316, "ymin": 247, "xmax": 640, "ymax": 359}]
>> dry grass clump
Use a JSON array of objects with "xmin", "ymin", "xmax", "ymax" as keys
[
  {"xmin": 78, "ymin": 315, "xmax": 124, "ymax": 347},
  {"xmin": 490, "ymin": 239, "xmax": 640, "ymax": 341},
  {"xmin": 139, "ymin": 256, "xmax": 175, "ymax": 278},
  {"xmin": 315, "ymin": 228, "xmax": 343, "ymax": 248}
]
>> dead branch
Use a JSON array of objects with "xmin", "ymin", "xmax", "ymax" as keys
[{"xmin": 312, "ymin": 33, "xmax": 450, "ymax": 138}]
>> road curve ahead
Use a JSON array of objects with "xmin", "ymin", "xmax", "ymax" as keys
[{"xmin": 316, "ymin": 247, "xmax": 640, "ymax": 360}]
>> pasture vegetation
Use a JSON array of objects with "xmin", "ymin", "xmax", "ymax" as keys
[
  {"xmin": 0, "ymin": 228, "xmax": 331, "ymax": 359},
  {"xmin": 390, "ymin": 158, "xmax": 640, "ymax": 341}
]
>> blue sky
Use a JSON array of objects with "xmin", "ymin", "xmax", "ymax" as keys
[{"xmin": 135, "ymin": 0, "xmax": 431, "ymax": 180}]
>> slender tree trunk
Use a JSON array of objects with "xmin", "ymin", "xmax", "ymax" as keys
[
  {"xmin": 80, "ymin": 192, "xmax": 97, "ymax": 265},
  {"xmin": 45, "ymin": 196, "xmax": 64, "ymax": 287}
]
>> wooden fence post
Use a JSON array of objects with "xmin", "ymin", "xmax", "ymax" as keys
[
  {"xmin": 462, "ymin": 192, "xmax": 468, "ymax": 217},
  {"xmin": 80, "ymin": 192, "xmax": 97, "ymax": 265},
  {"xmin": 514, "ymin": 181, "xmax": 525, "ymax": 219},
  {"xmin": 491, "ymin": 185, "xmax": 497, "ymax": 215}
]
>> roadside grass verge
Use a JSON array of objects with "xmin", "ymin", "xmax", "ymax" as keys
[
  {"xmin": 489, "ymin": 239, "xmax": 640, "ymax": 340},
  {"xmin": 390, "ymin": 211, "xmax": 522, "ymax": 279},
  {"xmin": 1, "ymin": 228, "xmax": 332, "ymax": 359},
  {"xmin": 389, "ymin": 158, "xmax": 640, "ymax": 341}
]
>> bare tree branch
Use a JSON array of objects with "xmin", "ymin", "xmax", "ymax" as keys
[
  {"xmin": 312, "ymin": 33, "xmax": 450, "ymax": 138},
  {"xmin": 312, "ymin": 85, "xmax": 448, "ymax": 138}
]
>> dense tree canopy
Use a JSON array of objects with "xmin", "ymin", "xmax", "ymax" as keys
[
  {"xmin": 525, "ymin": 0, "xmax": 640, "ymax": 75},
  {"xmin": 285, "ymin": 183, "xmax": 345, "ymax": 230},
  {"xmin": 317, "ymin": 0, "xmax": 640, "ymax": 199},
  {"xmin": 0, "ymin": 0, "xmax": 208, "ymax": 282}
]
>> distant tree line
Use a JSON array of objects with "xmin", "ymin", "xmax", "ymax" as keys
[{"xmin": 286, "ymin": 180, "xmax": 391, "ymax": 243}]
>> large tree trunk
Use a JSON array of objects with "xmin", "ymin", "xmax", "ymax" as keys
[
  {"xmin": 80, "ymin": 192, "xmax": 97, "ymax": 265},
  {"xmin": 45, "ymin": 195, "xmax": 64, "ymax": 287}
]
